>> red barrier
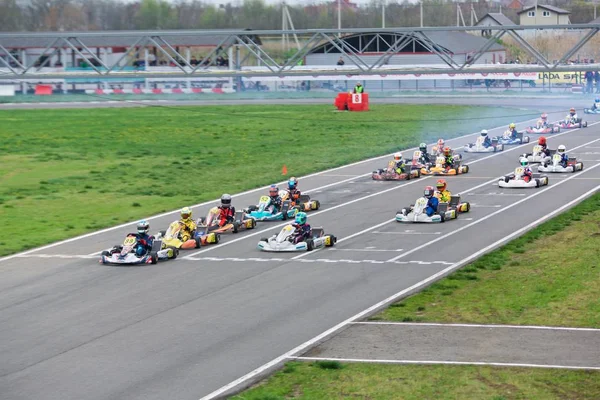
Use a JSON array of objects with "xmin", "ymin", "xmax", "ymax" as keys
[
  {"xmin": 172, "ymin": 88, "xmax": 183, "ymax": 94},
  {"xmin": 212, "ymin": 88, "xmax": 224, "ymax": 94},
  {"xmin": 34, "ymin": 85, "xmax": 53, "ymax": 95},
  {"xmin": 113, "ymin": 88, "xmax": 124, "ymax": 94},
  {"xmin": 192, "ymin": 88, "xmax": 203, "ymax": 93},
  {"xmin": 95, "ymin": 89, "xmax": 105, "ymax": 95},
  {"xmin": 334, "ymin": 92, "xmax": 369, "ymax": 111},
  {"xmin": 152, "ymin": 88, "xmax": 163, "ymax": 94},
  {"xmin": 133, "ymin": 88, "xmax": 143, "ymax": 94}
]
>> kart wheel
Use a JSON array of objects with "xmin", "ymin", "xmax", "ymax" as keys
[
  {"xmin": 524, "ymin": 136, "xmax": 530, "ymax": 143},
  {"xmin": 324, "ymin": 235, "xmax": 335, "ymax": 247},
  {"xmin": 312, "ymin": 200, "xmax": 320, "ymax": 210},
  {"xmin": 159, "ymin": 230, "xmax": 166, "ymax": 238},
  {"xmin": 213, "ymin": 233, "xmax": 221, "ymax": 244},
  {"xmin": 584, "ymin": 121, "xmax": 588, "ymax": 128},
  {"xmin": 535, "ymin": 178, "xmax": 540, "ymax": 188},
  {"xmin": 150, "ymin": 252, "xmax": 158, "ymax": 264},
  {"xmin": 440, "ymin": 213, "xmax": 446, "ymax": 223},
  {"xmin": 233, "ymin": 221, "xmax": 240, "ymax": 233},
  {"xmin": 462, "ymin": 165, "xmax": 469, "ymax": 174},
  {"xmin": 249, "ymin": 218, "xmax": 257, "ymax": 229},
  {"xmin": 306, "ymin": 239, "xmax": 314, "ymax": 251},
  {"xmin": 199, "ymin": 217, "xmax": 206, "ymax": 225},
  {"xmin": 168, "ymin": 246, "xmax": 178, "ymax": 259},
  {"xmin": 101, "ymin": 250, "xmax": 111, "ymax": 257},
  {"xmin": 260, "ymin": 237, "xmax": 269, "ymax": 242},
  {"xmin": 194, "ymin": 237, "xmax": 202, "ymax": 249},
  {"xmin": 579, "ymin": 123, "xmax": 582, "ymax": 128}
]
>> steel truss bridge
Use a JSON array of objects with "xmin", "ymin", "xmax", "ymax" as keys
[{"xmin": 0, "ymin": 24, "xmax": 599, "ymax": 79}]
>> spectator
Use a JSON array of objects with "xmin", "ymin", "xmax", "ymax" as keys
[
  {"xmin": 585, "ymin": 70, "xmax": 594, "ymax": 93},
  {"xmin": 353, "ymin": 81, "xmax": 364, "ymax": 93},
  {"xmin": 190, "ymin": 56, "xmax": 198, "ymax": 66},
  {"xmin": 484, "ymin": 79, "xmax": 492, "ymax": 92},
  {"xmin": 337, "ymin": 56, "xmax": 345, "ymax": 66},
  {"xmin": 595, "ymin": 70, "xmax": 600, "ymax": 94}
]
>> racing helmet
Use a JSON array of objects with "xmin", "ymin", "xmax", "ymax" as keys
[
  {"xmin": 394, "ymin": 152, "xmax": 403, "ymax": 162},
  {"xmin": 288, "ymin": 177, "xmax": 298, "ymax": 190},
  {"xmin": 220, "ymin": 193, "xmax": 232, "ymax": 208},
  {"xmin": 424, "ymin": 186, "xmax": 434, "ymax": 198},
  {"xmin": 538, "ymin": 136, "xmax": 547, "ymax": 146},
  {"xmin": 295, "ymin": 211, "xmax": 307, "ymax": 225},
  {"xmin": 557, "ymin": 145, "xmax": 566, "ymax": 154},
  {"xmin": 180, "ymin": 207, "xmax": 192, "ymax": 221},
  {"xmin": 269, "ymin": 184, "xmax": 279, "ymax": 197},
  {"xmin": 570, "ymin": 107, "xmax": 576, "ymax": 114},
  {"xmin": 509, "ymin": 123, "xmax": 516, "ymax": 130},
  {"xmin": 436, "ymin": 179, "xmax": 447, "ymax": 192},
  {"xmin": 419, "ymin": 142, "xmax": 427, "ymax": 152},
  {"xmin": 437, "ymin": 138, "xmax": 445, "ymax": 147},
  {"xmin": 520, "ymin": 158, "xmax": 529, "ymax": 167},
  {"xmin": 480, "ymin": 129, "xmax": 488, "ymax": 137},
  {"xmin": 596, "ymin": 98, "xmax": 600, "ymax": 102},
  {"xmin": 137, "ymin": 220, "xmax": 149, "ymax": 234},
  {"xmin": 443, "ymin": 146, "xmax": 452, "ymax": 156},
  {"xmin": 541, "ymin": 113, "xmax": 548, "ymax": 120}
]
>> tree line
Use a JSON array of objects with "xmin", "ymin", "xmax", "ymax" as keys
[{"xmin": 0, "ymin": 0, "xmax": 595, "ymax": 33}]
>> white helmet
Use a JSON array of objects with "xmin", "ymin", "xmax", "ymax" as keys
[
  {"xmin": 480, "ymin": 129, "xmax": 488, "ymax": 136},
  {"xmin": 394, "ymin": 152, "xmax": 402, "ymax": 161},
  {"xmin": 557, "ymin": 145, "xmax": 566, "ymax": 153}
]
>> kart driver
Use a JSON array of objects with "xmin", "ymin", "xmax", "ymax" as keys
[
  {"xmin": 133, "ymin": 220, "xmax": 154, "ymax": 256},
  {"xmin": 506, "ymin": 123, "xmax": 519, "ymax": 140},
  {"xmin": 266, "ymin": 184, "xmax": 283, "ymax": 213},
  {"xmin": 519, "ymin": 158, "xmax": 533, "ymax": 183},
  {"xmin": 292, "ymin": 212, "xmax": 311, "ymax": 244},
  {"xmin": 557, "ymin": 145, "xmax": 569, "ymax": 167},
  {"xmin": 424, "ymin": 186, "xmax": 439, "ymax": 217},
  {"xmin": 393, "ymin": 153, "xmax": 406, "ymax": 174},
  {"xmin": 540, "ymin": 113, "xmax": 549, "ymax": 127},
  {"xmin": 287, "ymin": 177, "xmax": 301, "ymax": 204},
  {"xmin": 566, "ymin": 108, "xmax": 578, "ymax": 123},
  {"xmin": 593, "ymin": 98, "xmax": 600, "ymax": 111},
  {"xmin": 179, "ymin": 207, "xmax": 197, "ymax": 241},
  {"xmin": 419, "ymin": 143, "xmax": 432, "ymax": 165},
  {"xmin": 538, "ymin": 136, "xmax": 551, "ymax": 157},
  {"xmin": 442, "ymin": 147, "xmax": 454, "ymax": 170},
  {"xmin": 434, "ymin": 138, "xmax": 445, "ymax": 155},
  {"xmin": 480, "ymin": 129, "xmax": 492, "ymax": 147},
  {"xmin": 435, "ymin": 179, "xmax": 451, "ymax": 203},
  {"xmin": 218, "ymin": 194, "xmax": 236, "ymax": 227}
]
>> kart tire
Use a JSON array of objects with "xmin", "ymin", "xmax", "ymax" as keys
[
  {"xmin": 504, "ymin": 176, "xmax": 510, "ymax": 183},
  {"xmin": 324, "ymin": 235, "xmax": 335, "ymax": 247},
  {"xmin": 233, "ymin": 221, "xmax": 240, "ymax": 233},
  {"xmin": 306, "ymin": 239, "xmax": 314, "ymax": 251},
  {"xmin": 579, "ymin": 122, "xmax": 582, "ymax": 128},
  {"xmin": 440, "ymin": 213, "xmax": 445, "ymax": 223},
  {"xmin": 214, "ymin": 233, "xmax": 221, "ymax": 244},
  {"xmin": 282, "ymin": 212, "xmax": 288, "ymax": 221},
  {"xmin": 260, "ymin": 237, "xmax": 269, "ymax": 242},
  {"xmin": 150, "ymin": 252, "xmax": 158, "ymax": 264},
  {"xmin": 199, "ymin": 217, "xmax": 206, "ymax": 225},
  {"xmin": 249, "ymin": 218, "xmax": 257, "ymax": 229},
  {"xmin": 168, "ymin": 246, "xmax": 178, "ymax": 259},
  {"xmin": 159, "ymin": 230, "xmax": 166, "ymax": 238},
  {"xmin": 462, "ymin": 165, "xmax": 469, "ymax": 174},
  {"xmin": 195, "ymin": 237, "xmax": 202, "ymax": 249},
  {"xmin": 584, "ymin": 121, "xmax": 588, "ymax": 128},
  {"xmin": 312, "ymin": 200, "xmax": 320, "ymax": 210},
  {"xmin": 101, "ymin": 250, "xmax": 111, "ymax": 257},
  {"xmin": 524, "ymin": 136, "xmax": 530, "ymax": 143},
  {"xmin": 535, "ymin": 178, "xmax": 540, "ymax": 188}
]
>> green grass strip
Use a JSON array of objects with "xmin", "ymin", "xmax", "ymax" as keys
[{"xmin": 373, "ymin": 192, "xmax": 600, "ymax": 328}]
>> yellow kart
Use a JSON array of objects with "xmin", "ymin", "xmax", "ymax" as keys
[{"xmin": 420, "ymin": 156, "xmax": 469, "ymax": 176}]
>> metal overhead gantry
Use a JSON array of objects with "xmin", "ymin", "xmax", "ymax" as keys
[{"xmin": 0, "ymin": 24, "xmax": 599, "ymax": 79}]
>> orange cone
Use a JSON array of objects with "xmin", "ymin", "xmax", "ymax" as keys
[{"xmin": 282, "ymin": 165, "xmax": 288, "ymax": 175}]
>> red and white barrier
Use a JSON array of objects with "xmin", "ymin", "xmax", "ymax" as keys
[{"xmin": 86, "ymin": 88, "xmax": 236, "ymax": 95}]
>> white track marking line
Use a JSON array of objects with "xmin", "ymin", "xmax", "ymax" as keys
[
  {"xmin": 387, "ymin": 161, "xmax": 600, "ymax": 262},
  {"xmin": 329, "ymin": 248, "xmax": 404, "ymax": 252},
  {"xmin": 0, "ymin": 118, "xmax": 542, "ymax": 263},
  {"xmin": 373, "ymin": 231, "xmax": 442, "ymax": 235},
  {"xmin": 198, "ymin": 178, "xmax": 600, "ymax": 400},
  {"xmin": 470, "ymin": 204, "xmax": 502, "ymax": 208},
  {"xmin": 468, "ymin": 193, "xmax": 526, "ymax": 196},
  {"xmin": 352, "ymin": 321, "xmax": 600, "ymax": 332},
  {"xmin": 291, "ymin": 357, "xmax": 600, "ymax": 371},
  {"xmin": 87, "ymin": 251, "xmax": 101, "ymax": 256}
]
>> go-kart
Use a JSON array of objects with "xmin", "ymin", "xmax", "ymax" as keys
[
  {"xmin": 464, "ymin": 136, "xmax": 504, "ymax": 153},
  {"xmin": 244, "ymin": 195, "xmax": 296, "ymax": 221},
  {"xmin": 537, "ymin": 153, "xmax": 584, "ymax": 173},
  {"xmin": 157, "ymin": 220, "xmax": 220, "ymax": 249},
  {"xmin": 257, "ymin": 224, "xmax": 336, "ymax": 252},
  {"xmin": 525, "ymin": 124, "xmax": 560, "ymax": 134},
  {"xmin": 558, "ymin": 118, "xmax": 587, "ymax": 129},
  {"xmin": 493, "ymin": 131, "xmax": 530, "ymax": 145},
  {"xmin": 420, "ymin": 156, "xmax": 469, "ymax": 176},
  {"xmin": 498, "ymin": 166, "xmax": 549, "ymax": 188},
  {"xmin": 100, "ymin": 234, "xmax": 177, "ymax": 265},
  {"xmin": 584, "ymin": 107, "xmax": 600, "ymax": 114},
  {"xmin": 372, "ymin": 160, "xmax": 421, "ymax": 181},
  {"xmin": 436, "ymin": 194, "xmax": 471, "ymax": 214},
  {"xmin": 395, "ymin": 196, "xmax": 457, "ymax": 223},
  {"xmin": 197, "ymin": 207, "xmax": 256, "ymax": 234},
  {"xmin": 280, "ymin": 189, "xmax": 320, "ymax": 212},
  {"xmin": 521, "ymin": 145, "xmax": 554, "ymax": 164}
]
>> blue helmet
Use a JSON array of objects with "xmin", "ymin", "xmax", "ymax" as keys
[
  {"xmin": 295, "ymin": 212, "xmax": 307, "ymax": 225},
  {"xmin": 596, "ymin": 97, "xmax": 600, "ymax": 102},
  {"xmin": 288, "ymin": 177, "xmax": 298, "ymax": 190}
]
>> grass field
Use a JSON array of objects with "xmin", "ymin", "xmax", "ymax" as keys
[
  {"xmin": 373, "ymin": 192, "xmax": 600, "ymax": 328},
  {"xmin": 0, "ymin": 104, "xmax": 536, "ymax": 256},
  {"xmin": 233, "ymin": 361, "xmax": 600, "ymax": 400}
]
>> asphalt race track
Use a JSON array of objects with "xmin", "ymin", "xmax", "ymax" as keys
[{"xmin": 1, "ymin": 106, "xmax": 600, "ymax": 400}]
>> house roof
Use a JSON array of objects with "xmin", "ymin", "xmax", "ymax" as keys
[
  {"xmin": 518, "ymin": 4, "xmax": 570, "ymax": 15},
  {"xmin": 477, "ymin": 13, "xmax": 516, "ymax": 26}
]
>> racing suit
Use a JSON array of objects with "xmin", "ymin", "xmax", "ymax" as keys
[
  {"xmin": 179, "ymin": 218, "xmax": 197, "ymax": 241},
  {"xmin": 593, "ymin": 102, "xmax": 600, "ymax": 110},
  {"xmin": 482, "ymin": 136, "xmax": 492, "ymax": 147},
  {"xmin": 539, "ymin": 143, "xmax": 551, "ymax": 158},
  {"xmin": 288, "ymin": 188, "xmax": 302, "ymax": 205},
  {"xmin": 292, "ymin": 223, "xmax": 311, "ymax": 243},
  {"xmin": 267, "ymin": 195, "xmax": 283, "ymax": 213},
  {"xmin": 436, "ymin": 189, "xmax": 452, "ymax": 203},
  {"xmin": 522, "ymin": 166, "xmax": 533, "ymax": 183},
  {"xmin": 559, "ymin": 153, "xmax": 569, "ymax": 167},
  {"xmin": 419, "ymin": 151, "xmax": 432, "ymax": 165},
  {"xmin": 218, "ymin": 206, "xmax": 236, "ymax": 227},
  {"xmin": 394, "ymin": 160, "xmax": 406, "ymax": 174},
  {"xmin": 133, "ymin": 233, "xmax": 154, "ymax": 256},
  {"xmin": 425, "ymin": 196, "xmax": 439, "ymax": 217},
  {"xmin": 443, "ymin": 155, "xmax": 454, "ymax": 170},
  {"xmin": 507, "ymin": 128, "xmax": 519, "ymax": 140}
]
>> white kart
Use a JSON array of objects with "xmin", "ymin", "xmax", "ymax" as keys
[
  {"xmin": 99, "ymin": 235, "xmax": 176, "ymax": 265},
  {"xmin": 521, "ymin": 145, "xmax": 553, "ymax": 164},
  {"xmin": 498, "ymin": 166, "xmax": 549, "ymax": 188},
  {"xmin": 537, "ymin": 153, "xmax": 584, "ymax": 173},
  {"xmin": 395, "ymin": 197, "xmax": 457, "ymax": 223},
  {"xmin": 257, "ymin": 224, "xmax": 336, "ymax": 252},
  {"xmin": 464, "ymin": 136, "xmax": 504, "ymax": 153}
]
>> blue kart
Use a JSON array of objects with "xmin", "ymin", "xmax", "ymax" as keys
[
  {"xmin": 244, "ymin": 195, "xmax": 297, "ymax": 221},
  {"xmin": 493, "ymin": 130, "xmax": 530, "ymax": 145}
]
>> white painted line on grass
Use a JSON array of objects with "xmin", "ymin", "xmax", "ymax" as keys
[
  {"xmin": 351, "ymin": 321, "xmax": 600, "ymax": 332},
  {"xmin": 0, "ymin": 117, "xmax": 541, "ymax": 264},
  {"xmin": 291, "ymin": 357, "xmax": 600, "ymax": 371},
  {"xmin": 387, "ymin": 161, "xmax": 600, "ymax": 262},
  {"xmin": 199, "ymin": 173, "xmax": 600, "ymax": 400}
]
